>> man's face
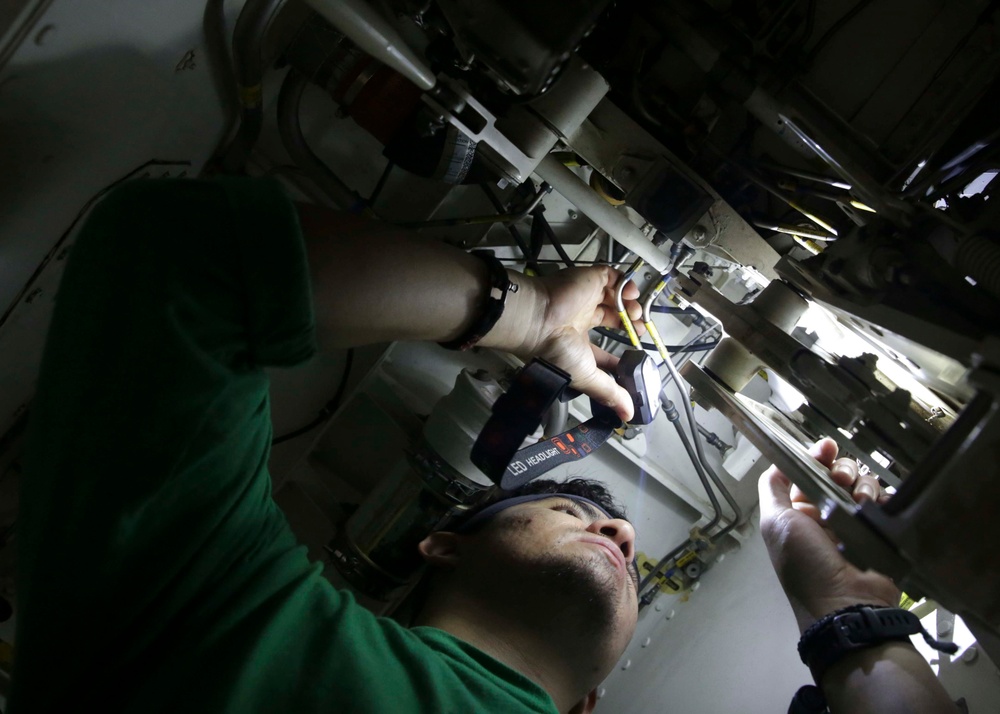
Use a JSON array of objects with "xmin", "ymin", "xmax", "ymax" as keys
[{"xmin": 456, "ymin": 496, "xmax": 640, "ymax": 660}]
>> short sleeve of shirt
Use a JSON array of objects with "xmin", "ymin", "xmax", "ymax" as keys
[
  {"xmin": 10, "ymin": 178, "xmax": 556, "ymax": 714},
  {"xmin": 11, "ymin": 177, "xmax": 318, "ymax": 710}
]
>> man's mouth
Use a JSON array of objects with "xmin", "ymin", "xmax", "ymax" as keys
[{"xmin": 579, "ymin": 537, "xmax": 627, "ymax": 575}]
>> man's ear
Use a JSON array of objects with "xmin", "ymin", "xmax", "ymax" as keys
[
  {"xmin": 417, "ymin": 531, "xmax": 464, "ymax": 568},
  {"xmin": 568, "ymin": 689, "xmax": 598, "ymax": 714}
]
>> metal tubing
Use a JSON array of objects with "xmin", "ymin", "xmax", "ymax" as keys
[
  {"xmin": 277, "ymin": 69, "xmax": 365, "ymax": 210},
  {"xmin": 218, "ymin": 0, "xmax": 287, "ymax": 171},
  {"xmin": 752, "ymin": 220, "xmax": 836, "ymax": 241},
  {"xmin": 535, "ymin": 155, "xmax": 671, "ymax": 272},
  {"xmin": 302, "ymin": 0, "xmax": 436, "ymax": 90}
]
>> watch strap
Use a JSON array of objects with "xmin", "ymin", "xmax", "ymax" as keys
[
  {"xmin": 798, "ymin": 605, "xmax": 958, "ymax": 684},
  {"xmin": 439, "ymin": 250, "xmax": 511, "ymax": 351}
]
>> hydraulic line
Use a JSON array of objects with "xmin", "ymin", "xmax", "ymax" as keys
[
  {"xmin": 641, "ymin": 276, "xmax": 742, "ymax": 543},
  {"xmin": 277, "ymin": 69, "xmax": 367, "ymax": 211},
  {"xmin": 665, "ymin": 353, "xmax": 744, "ymax": 543},
  {"xmin": 592, "ymin": 328, "xmax": 719, "ymax": 353},
  {"xmin": 636, "ymin": 416, "xmax": 724, "ymax": 599},
  {"xmin": 218, "ymin": 0, "xmax": 287, "ymax": 172},
  {"xmin": 615, "ymin": 258, "xmax": 645, "ymax": 349},
  {"xmin": 640, "ymin": 273, "xmax": 672, "ymax": 359}
]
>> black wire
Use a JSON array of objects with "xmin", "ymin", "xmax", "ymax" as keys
[
  {"xmin": 531, "ymin": 207, "xmax": 576, "ymax": 268},
  {"xmin": 272, "ymin": 349, "xmax": 355, "ymax": 445},
  {"xmin": 592, "ymin": 327, "xmax": 719, "ymax": 353},
  {"xmin": 650, "ymin": 306, "xmax": 697, "ymax": 315},
  {"xmin": 479, "ymin": 183, "xmax": 538, "ymax": 272}
]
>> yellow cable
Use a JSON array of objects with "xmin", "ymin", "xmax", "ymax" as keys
[
  {"xmin": 618, "ymin": 310, "xmax": 643, "ymax": 349},
  {"xmin": 644, "ymin": 319, "xmax": 671, "ymax": 363}
]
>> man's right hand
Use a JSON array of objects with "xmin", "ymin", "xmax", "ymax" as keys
[{"xmin": 758, "ymin": 437, "xmax": 900, "ymax": 634}]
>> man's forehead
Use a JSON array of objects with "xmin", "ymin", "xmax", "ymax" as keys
[
  {"xmin": 531, "ymin": 496, "xmax": 604, "ymax": 521},
  {"xmin": 454, "ymin": 492, "xmax": 634, "ymax": 533}
]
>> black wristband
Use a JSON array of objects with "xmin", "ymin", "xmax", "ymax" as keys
[
  {"xmin": 798, "ymin": 604, "xmax": 958, "ymax": 685},
  {"xmin": 439, "ymin": 250, "xmax": 512, "ymax": 351}
]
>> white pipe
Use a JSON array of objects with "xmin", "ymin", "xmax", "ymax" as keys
[
  {"xmin": 303, "ymin": 0, "xmax": 436, "ymax": 90},
  {"xmin": 535, "ymin": 155, "xmax": 670, "ymax": 272}
]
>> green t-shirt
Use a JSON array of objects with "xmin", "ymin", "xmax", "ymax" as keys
[{"xmin": 11, "ymin": 178, "xmax": 557, "ymax": 713}]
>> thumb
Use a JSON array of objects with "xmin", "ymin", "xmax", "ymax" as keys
[
  {"xmin": 575, "ymin": 368, "xmax": 634, "ymax": 422},
  {"xmin": 758, "ymin": 465, "xmax": 794, "ymax": 525}
]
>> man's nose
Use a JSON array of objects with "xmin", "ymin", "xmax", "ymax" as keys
[{"xmin": 587, "ymin": 518, "xmax": 636, "ymax": 562}]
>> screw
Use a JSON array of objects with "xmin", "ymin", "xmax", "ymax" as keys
[
  {"xmin": 597, "ymin": 688, "xmax": 606, "ymax": 699},
  {"xmin": 962, "ymin": 647, "xmax": 978, "ymax": 664},
  {"xmin": 568, "ymin": 210, "xmax": 578, "ymax": 220},
  {"xmin": 654, "ymin": 602, "xmax": 663, "ymax": 612},
  {"xmin": 641, "ymin": 637, "xmax": 651, "ymax": 648},
  {"xmin": 690, "ymin": 225, "xmax": 708, "ymax": 244},
  {"xmin": 621, "ymin": 659, "xmax": 631, "ymax": 670},
  {"xmin": 665, "ymin": 609, "xmax": 675, "ymax": 620}
]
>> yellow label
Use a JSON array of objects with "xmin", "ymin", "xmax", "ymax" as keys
[
  {"xmin": 676, "ymin": 550, "xmax": 698, "ymax": 568},
  {"xmin": 645, "ymin": 320, "xmax": 670, "ymax": 362},
  {"xmin": 618, "ymin": 310, "xmax": 642, "ymax": 348}
]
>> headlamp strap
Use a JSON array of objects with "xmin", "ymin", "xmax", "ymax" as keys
[{"xmin": 471, "ymin": 358, "xmax": 623, "ymax": 489}]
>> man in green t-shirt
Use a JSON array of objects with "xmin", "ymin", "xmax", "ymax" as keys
[{"xmin": 10, "ymin": 179, "xmax": 956, "ymax": 713}]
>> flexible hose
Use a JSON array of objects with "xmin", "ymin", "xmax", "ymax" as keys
[
  {"xmin": 277, "ymin": 69, "xmax": 365, "ymax": 210},
  {"xmin": 217, "ymin": 0, "xmax": 288, "ymax": 172}
]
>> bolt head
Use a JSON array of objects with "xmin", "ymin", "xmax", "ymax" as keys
[{"xmin": 621, "ymin": 659, "xmax": 631, "ymax": 670}]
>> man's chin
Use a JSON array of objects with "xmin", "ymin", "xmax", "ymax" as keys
[{"xmin": 533, "ymin": 554, "xmax": 622, "ymax": 626}]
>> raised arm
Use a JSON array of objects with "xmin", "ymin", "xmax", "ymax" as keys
[
  {"xmin": 758, "ymin": 439, "xmax": 958, "ymax": 713},
  {"xmin": 298, "ymin": 203, "xmax": 644, "ymax": 420}
]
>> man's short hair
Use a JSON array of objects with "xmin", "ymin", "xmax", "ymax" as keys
[
  {"xmin": 400, "ymin": 478, "xmax": 628, "ymax": 624},
  {"xmin": 453, "ymin": 477, "xmax": 629, "ymax": 533}
]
